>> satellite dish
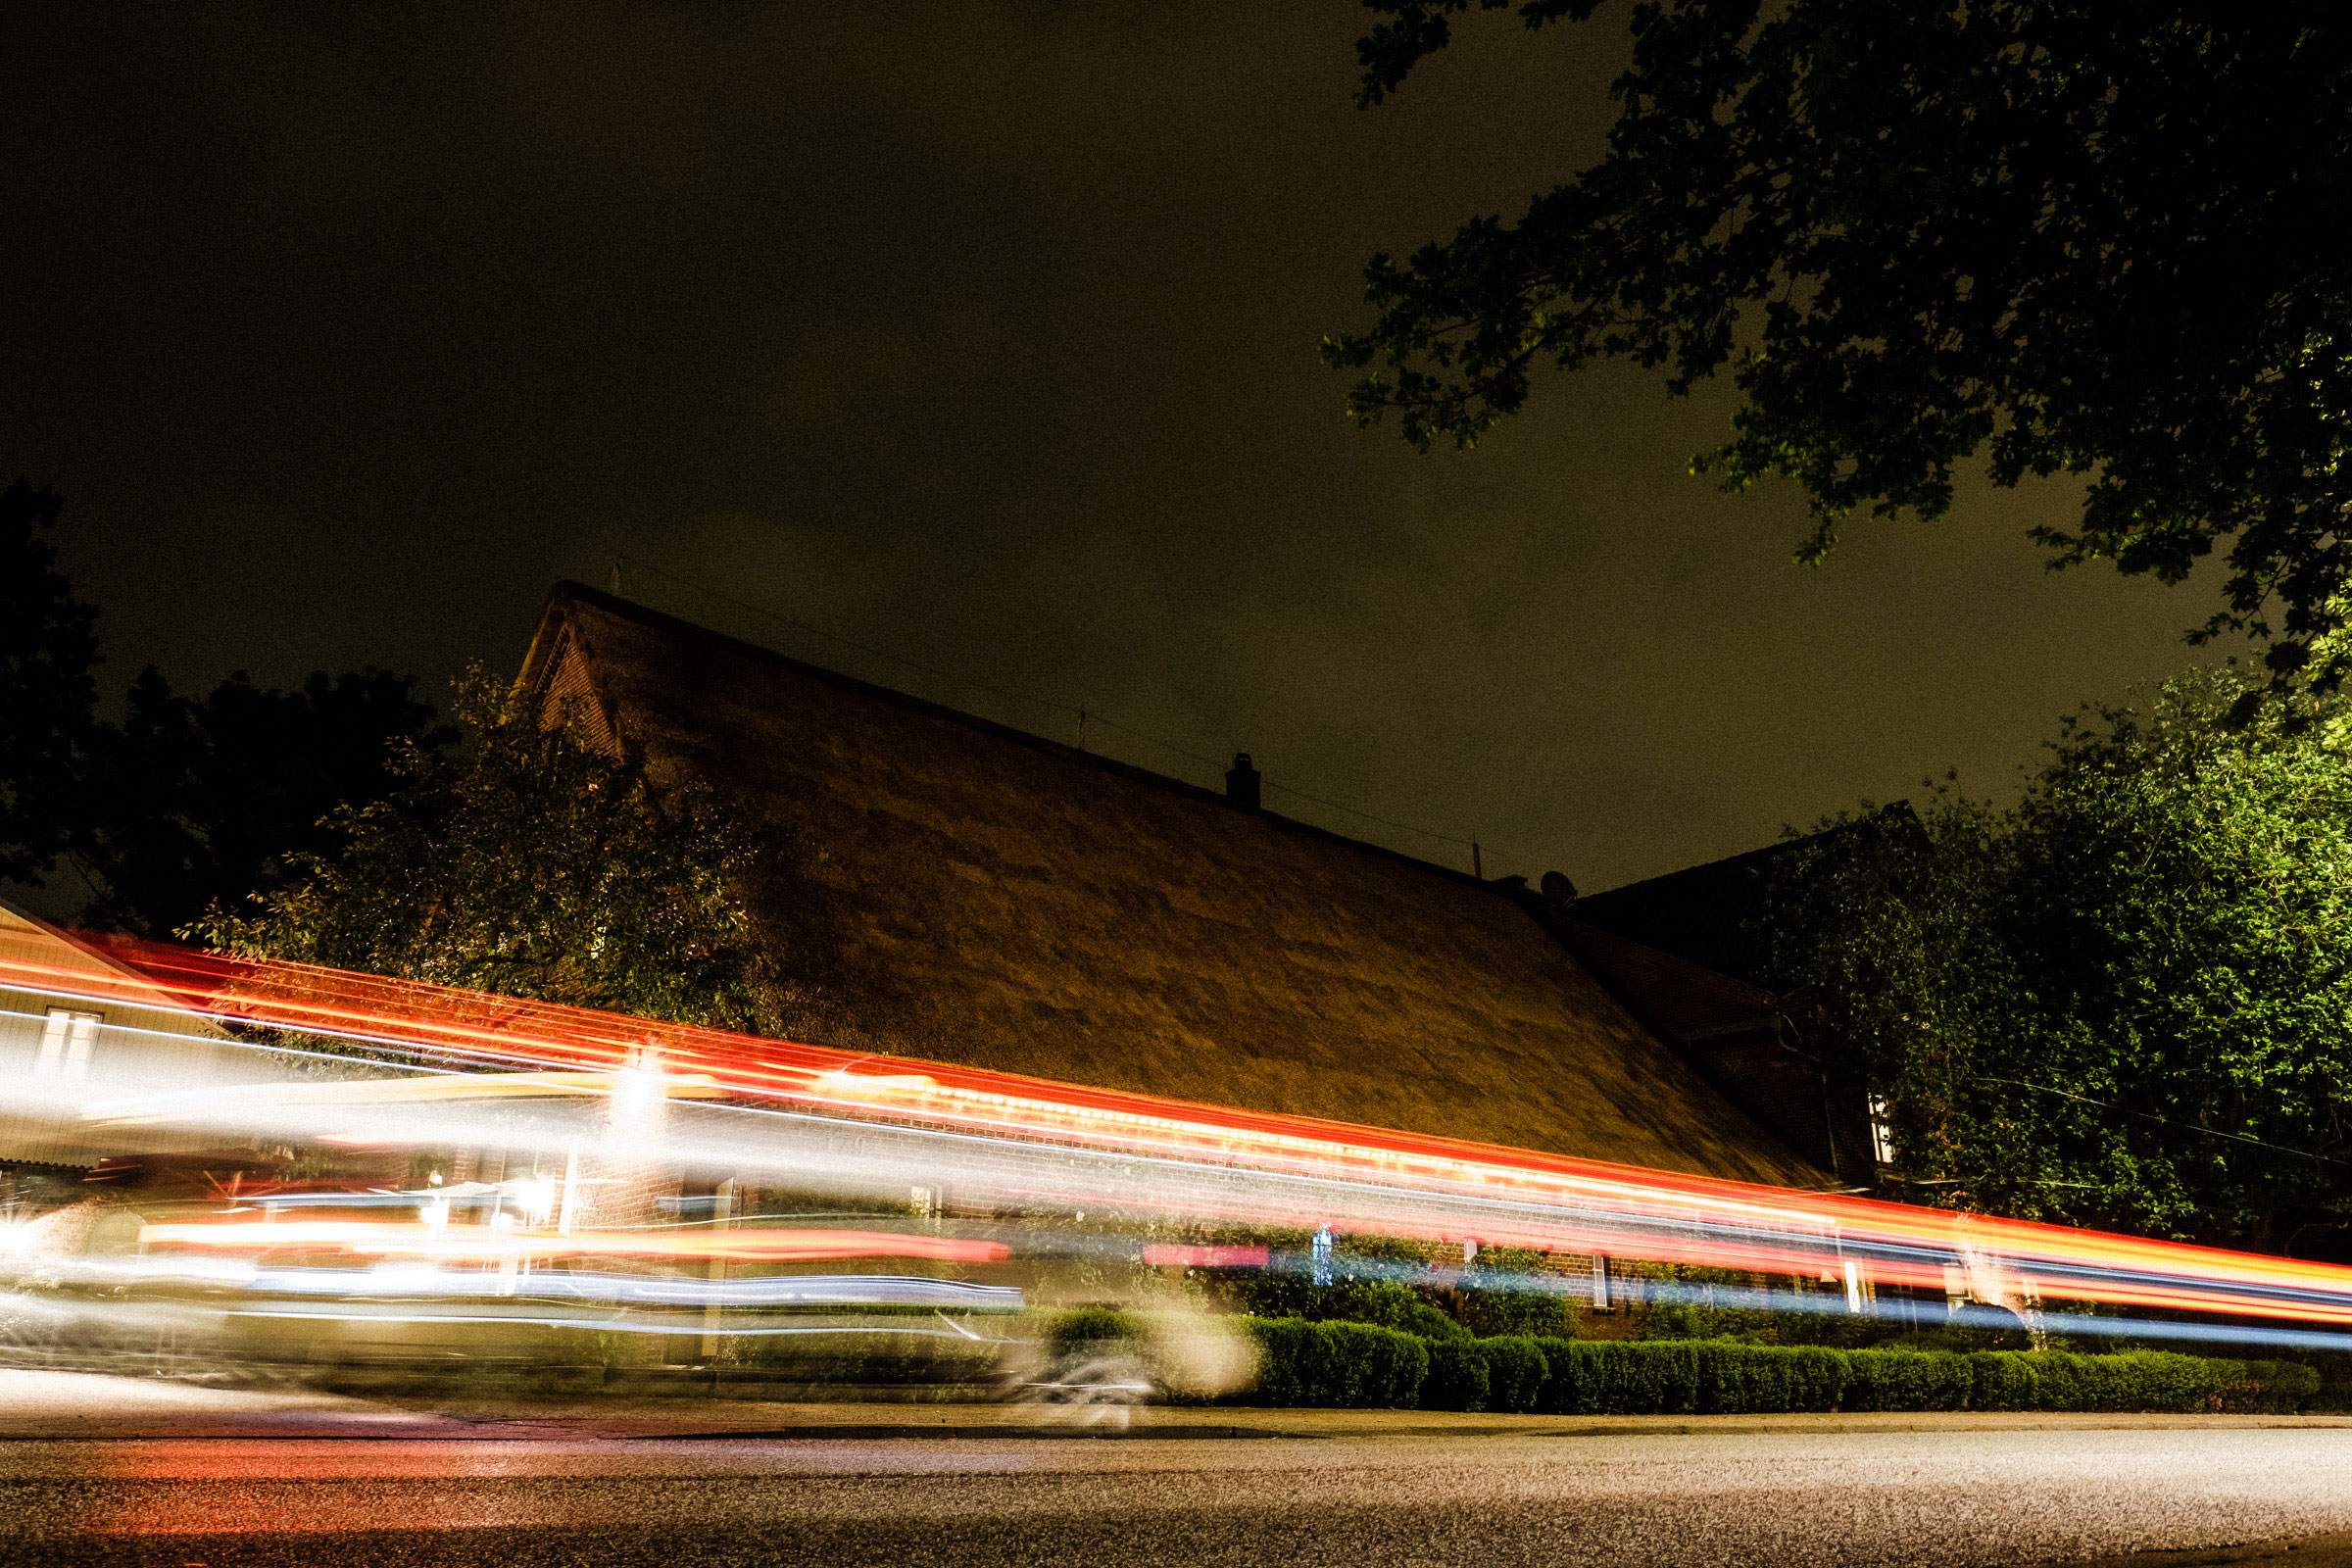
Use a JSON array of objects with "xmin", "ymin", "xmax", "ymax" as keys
[{"xmin": 1539, "ymin": 870, "xmax": 1578, "ymax": 906}]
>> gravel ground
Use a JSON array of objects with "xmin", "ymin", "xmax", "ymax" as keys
[{"xmin": 9, "ymin": 1426, "xmax": 2352, "ymax": 1568}]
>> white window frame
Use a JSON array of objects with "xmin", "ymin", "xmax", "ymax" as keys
[
  {"xmin": 1868, "ymin": 1092, "xmax": 1896, "ymax": 1167},
  {"xmin": 35, "ymin": 1008, "xmax": 101, "ymax": 1081}
]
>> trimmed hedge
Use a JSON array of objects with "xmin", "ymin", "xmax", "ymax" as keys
[
  {"xmin": 1243, "ymin": 1318, "xmax": 2305, "ymax": 1416},
  {"xmin": 1480, "ymin": 1336, "xmax": 1548, "ymax": 1413},
  {"xmin": 1421, "ymin": 1337, "xmax": 1491, "ymax": 1411},
  {"xmin": 1245, "ymin": 1317, "xmax": 1430, "ymax": 1407}
]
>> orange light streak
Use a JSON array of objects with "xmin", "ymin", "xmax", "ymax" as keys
[
  {"xmin": 11, "ymin": 938, "xmax": 2352, "ymax": 1330},
  {"xmin": 137, "ymin": 1221, "xmax": 1009, "ymax": 1265}
]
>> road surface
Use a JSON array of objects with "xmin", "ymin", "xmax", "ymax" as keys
[{"xmin": 11, "ymin": 1422, "xmax": 2352, "ymax": 1567}]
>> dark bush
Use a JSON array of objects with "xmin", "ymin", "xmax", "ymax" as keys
[
  {"xmin": 1247, "ymin": 1318, "xmax": 1317, "ymax": 1407},
  {"xmin": 2228, "ymin": 1358, "xmax": 2322, "ymax": 1412},
  {"xmin": 1048, "ymin": 1306, "xmax": 1142, "ymax": 1358},
  {"xmin": 1327, "ymin": 1281, "xmax": 1422, "ymax": 1329},
  {"xmin": 1241, "ymin": 1318, "xmax": 2288, "ymax": 1417},
  {"xmin": 1532, "ymin": 1335, "xmax": 1582, "ymax": 1414},
  {"xmin": 1968, "ymin": 1349, "xmax": 2037, "ymax": 1412},
  {"xmin": 1398, "ymin": 1301, "xmax": 1472, "ymax": 1341},
  {"xmin": 1610, "ymin": 1341, "xmax": 1701, "ymax": 1414},
  {"xmin": 1787, "ymin": 1346, "xmax": 1850, "ymax": 1412},
  {"xmin": 1244, "ymin": 1317, "xmax": 1430, "ymax": 1408},
  {"xmin": 1421, "ymin": 1338, "xmax": 1492, "ymax": 1411},
  {"xmin": 1693, "ymin": 1343, "xmax": 1778, "ymax": 1414},
  {"xmin": 1323, "ymin": 1320, "xmax": 1431, "ymax": 1408},
  {"xmin": 1482, "ymin": 1336, "xmax": 1548, "ymax": 1412},
  {"xmin": 1841, "ymin": 1348, "xmax": 1974, "ymax": 1412},
  {"xmin": 2104, "ymin": 1350, "xmax": 2235, "ymax": 1413}
]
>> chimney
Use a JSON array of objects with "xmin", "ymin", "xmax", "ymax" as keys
[{"xmin": 1224, "ymin": 752, "xmax": 1261, "ymax": 810}]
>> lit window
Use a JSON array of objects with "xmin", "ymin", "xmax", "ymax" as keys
[
  {"xmin": 1868, "ymin": 1093, "xmax": 1896, "ymax": 1167},
  {"xmin": 35, "ymin": 1008, "xmax": 100, "ymax": 1081}
]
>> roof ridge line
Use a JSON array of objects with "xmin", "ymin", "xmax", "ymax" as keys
[{"xmin": 536, "ymin": 579, "xmax": 1507, "ymax": 897}]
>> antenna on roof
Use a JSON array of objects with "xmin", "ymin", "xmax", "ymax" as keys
[{"xmin": 1472, "ymin": 838, "xmax": 1483, "ymax": 880}]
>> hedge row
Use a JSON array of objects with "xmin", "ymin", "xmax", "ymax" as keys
[{"xmin": 1242, "ymin": 1318, "xmax": 2307, "ymax": 1415}]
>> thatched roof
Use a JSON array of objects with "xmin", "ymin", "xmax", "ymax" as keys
[{"xmin": 516, "ymin": 584, "xmax": 1831, "ymax": 1190}]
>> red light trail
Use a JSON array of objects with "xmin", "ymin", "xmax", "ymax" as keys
[{"xmin": 8, "ymin": 936, "xmax": 2352, "ymax": 1342}]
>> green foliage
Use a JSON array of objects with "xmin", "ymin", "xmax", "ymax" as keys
[
  {"xmin": 198, "ymin": 666, "xmax": 785, "ymax": 1031},
  {"xmin": 1459, "ymin": 1247, "xmax": 1580, "ymax": 1338},
  {"xmin": 1243, "ymin": 1318, "xmax": 2302, "ymax": 1415},
  {"xmin": 2224, "ymin": 1358, "xmax": 2323, "ymax": 1413},
  {"xmin": 1589, "ymin": 1340, "xmax": 1700, "ymax": 1415},
  {"xmin": 1237, "ymin": 1268, "xmax": 1476, "ymax": 1342},
  {"xmin": 1479, "ymin": 1335, "xmax": 1548, "ymax": 1412},
  {"xmin": 1398, "ymin": 1301, "xmax": 1472, "ymax": 1342},
  {"xmin": 1623, "ymin": 1262, "xmax": 1805, "ymax": 1344},
  {"xmin": 1331, "ymin": 3, "xmax": 2352, "ymax": 680},
  {"xmin": 1418, "ymin": 1336, "xmax": 1492, "ymax": 1412},
  {"xmin": 1048, "ymin": 1306, "xmax": 1143, "ymax": 1356},
  {"xmin": 731, "ymin": 1324, "xmax": 1001, "ymax": 1387},
  {"xmin": 1966, "ymin": 1350, "xmax": 2039, "ymax": 1412},
  {"xmin": 1328, "ymin": 1320, "xmax": 1435, "ymax": 1408},
  {"xmin": 1338, "ymin": 1236, "xmax": 1431, "ymax": 1266},
  {"xmin": 1840, "ymin": 1348, "xmax": 1978, "ymax": 1413},
  {"xmin": 76, "ymin": 666, "xmax": 451, "ymax": 938},
  {"xmin": 1765, "ymin": 663, "xmax": 2352, "ymax": 1245},
  {"xmin": 2005, "ymin": 1349, "xmax": 2235, "ymax": 1413},
  {"xmin": 1532, "ymin": 1336, "xmax": 1581, "ymax": 1414},
  {"xmin": 1328, "ymin": 1280, "xmax": 1425, "ymax": 1330},
  {"xmin": 1243, "ymin": 1317, "xmax": 1430, "ymax": 1408},
  {"xmin": 1693, "ymin": 1342, "xmax": 1849, "ymax": 1415},
  {"xmin": 0, "ymin": 480, "xmax": 97, "ymax": 884},
  {"xmin": 0, "ymin": 479, "xmax": 450, "ymax": 925}
]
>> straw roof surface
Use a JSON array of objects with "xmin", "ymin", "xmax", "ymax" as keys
[{"xmin": 516, "ymin": 584, "xmax": 1830, "ymax": 1189}]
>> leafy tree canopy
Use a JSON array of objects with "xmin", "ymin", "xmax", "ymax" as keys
[
  {"xmin": 0, "ymin": 480, "xmax": 451, "ymax": 932},
  {"xmin": 198, "ymin": 668, "xmax": 787, "ymax": 1034},
  {"xmin": 0, "ymin": 480, "xmax": 99, "ymax": 883},
  {"xmin": 72, "ymin": 666, "xmax": 451, "ymax": 938},
  {"xmin": 1764, "ymin": 663, "xmax": 2352, "ymax": 1250},
  {"xmin": 1328, "ymin": 2, "xmax": 2352, "ymax": 681}
]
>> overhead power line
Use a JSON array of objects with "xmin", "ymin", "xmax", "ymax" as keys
[{"xmin": 1969, "ymin": 1074, "xmax": 2352, "ymax": 1168}]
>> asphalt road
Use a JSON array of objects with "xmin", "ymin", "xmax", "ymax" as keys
[{"xmin": 11, "ymin": 1427, "xmax": 2352, "ymax": 1568}]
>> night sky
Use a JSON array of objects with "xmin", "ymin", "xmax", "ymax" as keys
[{"xmin": 3, "ymin": 5, "xmax": 2240, "ymax": 902}]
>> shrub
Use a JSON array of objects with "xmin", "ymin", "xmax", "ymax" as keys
[
  {"xmin": 1247, "ymin": 1318, "xmax": 1316, "ymax": 1407},
  {"xmin": 2230, "ymin": 1358, "xmax": 2323, "ymax": 1412},
  {"xmin": 2106, "ymin": 1350, "xmax": 2235, "ymax": 1413},
  {"xmin": 1482, "ymin": 1336, "xmax": 1548, "ymax": 1412},
  {"xmin": 1243, "ymin": 1317, "xmax": 1430, "ymax": 1408},
  {"xmin": 1398, "ymin": 1301, "xmax": 1472, "ymax": 1342},
  {"xmin": 1323, "ymin": 1320, "xmax": 1431, "ymax": 1408},
  {"xmin": 1421, "ymin": 1338, "xmax": 1492, "ymax": 1411},
  {"xmin": 1554, "ymin": 1340, "xmax": 1701, "ymax": 1415},
  {"xmin": 1242, "ymin": 1319, "xmax": 2290, "ymax": 1418},
  {"xmin": 1532, "ymin": 1335, "xmax": 1582, "ymax": 1414},
  {"xmin": 1049, "ymin": 1305, "xmax": 1143, "ymax": 1358},
  {"xmin": 1328, "ymin": 1281, "xmax": 1423, "ymax": 1329},
  {"xmin": 1676, "ymin": 1342, "xmax": 1847, "ymax": 1414},
  {"xmin": 1694, "ymin": 1343, "xmax": 1779, "ymax": 1414},
  {"xmin": 1787, "ymin": 1346, "xmax": 1850, "ymax": 1412},
  {"xmin": 1841, "ymin": 1348, "xmax": 1974, "ymax": 1412},
  {"xmin": 1968, "ymin": 1350, "xmax": 2038, "ymax": 1412}
]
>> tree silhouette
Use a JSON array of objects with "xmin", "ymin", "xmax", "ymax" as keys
[{"xmin": 1329, "ymin": 2, "xmax": 2352, "ymax": 680}]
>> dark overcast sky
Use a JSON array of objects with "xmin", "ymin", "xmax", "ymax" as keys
[{"xmin": 3, "ymin": 3, "xmax": 2240, "ymax": 897}]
